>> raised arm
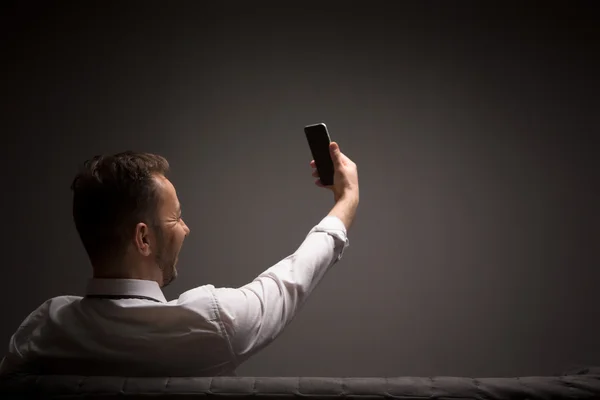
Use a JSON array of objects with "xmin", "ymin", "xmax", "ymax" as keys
[{"xmin": 213, "ymin": 142, "xmax": 359, "ymax": 366}]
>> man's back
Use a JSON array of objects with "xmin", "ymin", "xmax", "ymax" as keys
[{"xmin": 2, "ymin": 284, "xmax": 236, "ymax": 376}]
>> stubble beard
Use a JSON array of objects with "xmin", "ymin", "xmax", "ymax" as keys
[{"xmin": 154, "ymin": 227, "xmax": 178, "ymax": 288}]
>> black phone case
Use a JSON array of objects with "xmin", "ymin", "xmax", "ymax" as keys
[{"xmin": 304, "ymin": 123, "xmax": 334, "ymax": 186}]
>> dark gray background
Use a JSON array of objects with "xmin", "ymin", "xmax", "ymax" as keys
[{"xmin": 1, "ymin": 1, "xmax": 598, "ymax": 378}]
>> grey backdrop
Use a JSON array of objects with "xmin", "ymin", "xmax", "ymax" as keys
[{"xmin": 2, "ymin": 1, "xmax": 598, "ymax": 378}]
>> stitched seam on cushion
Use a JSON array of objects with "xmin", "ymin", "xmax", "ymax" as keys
[
  {"xmin": 430, "ymin": 376, "xmax": 435, "ymax": 397},
  {"xmin": 516, "ymin": 376, "xmax": 532, "ymax": 395},
  {"xmin": 560, "ymin": 375, "xmax": 593, "ymax": 396},
  {"xmin": 473, "ymin": 378, "xmax": 485, "ymax": 399},
  {"xmin": 77, "ymin": 376, "xmax": 86, "ymax": 392}
]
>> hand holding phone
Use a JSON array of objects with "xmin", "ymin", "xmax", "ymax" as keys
[
  {"xmin": 304, "ymin": 122, "xmax": 360, "ymax": 229},
  {"xmin": 304, "ymin": 123, "xmax": 334, "ymax": 186}
]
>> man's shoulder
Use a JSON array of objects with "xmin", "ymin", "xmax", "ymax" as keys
[
  {"xmin": 173, "ymin": 284, "xmax": 216, "ymax": 305},
  {"xmin": 25, "ymin": 295, "xmax": 81, "ymax": 316}
]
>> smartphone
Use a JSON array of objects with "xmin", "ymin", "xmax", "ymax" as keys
[{"xmin": 304, "ymin": 123, "xmax": 334, "ymax": 186}]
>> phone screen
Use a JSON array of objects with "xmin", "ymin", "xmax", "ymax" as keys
[{"xmin": 304, "ymin": 123, "xmax": 334, "ymax": 186}]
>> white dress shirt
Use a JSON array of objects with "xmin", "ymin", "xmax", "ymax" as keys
[{"xmin": 0, "ymin": 216, "xmax": 348, "ymax": 377}]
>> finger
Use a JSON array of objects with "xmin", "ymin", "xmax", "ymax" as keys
[
  {"xmin": 329, "ymin": 142, "xmax": 342, "ymax": 166},
  {"xmin": 312, "ymin": 170, "xmax": 319, "ymax": 177},
  {"xmin": 315, "ymin": 178, "xmax": 324, "ymax": 187},
  {"xmin": 310, "ymin": 160, "xmax": 316, "ymax": 167}
]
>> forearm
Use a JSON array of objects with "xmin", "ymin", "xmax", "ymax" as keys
[{"xmin": 327, "ymin": 193, "xmax": 359, "ymax": 231}]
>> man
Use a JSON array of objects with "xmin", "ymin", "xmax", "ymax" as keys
[{"xmin": 0, "ymin": 141, "xmax": 359, "ymax": 377}]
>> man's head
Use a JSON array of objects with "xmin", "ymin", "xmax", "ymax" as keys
[{"xmin": 70, "ymin": 151, "xmax": 190, "ymax": 287}]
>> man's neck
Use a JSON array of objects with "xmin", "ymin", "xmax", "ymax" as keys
[{"xmin": 92, "ymin": 262, "xmax": 162, "ymax": 286}]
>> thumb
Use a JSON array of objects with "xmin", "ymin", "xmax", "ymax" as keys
[{"xmin": 329, "ymin": 142, "xmax": 341, "ymax": 164}]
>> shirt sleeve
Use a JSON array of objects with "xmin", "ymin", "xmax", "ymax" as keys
[{"xmin": 212, "ymin": 216, "xmax": 349, "ymax": 366}]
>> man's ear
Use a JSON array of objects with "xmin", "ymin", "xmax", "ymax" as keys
[{"xmin": 134, "ymin": 222, "xmax": 151, "ymax": 256}]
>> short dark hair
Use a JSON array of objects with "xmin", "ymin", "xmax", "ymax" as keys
[{"xmin": 70, "ymin": 151, "xmax": 170, "ymax": 266}]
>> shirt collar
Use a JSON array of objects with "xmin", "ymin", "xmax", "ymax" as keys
[{"xmin": 85, "ymin": 278, "xmax": 167, "ymax": 303}]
